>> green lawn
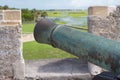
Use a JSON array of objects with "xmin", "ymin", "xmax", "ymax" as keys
[
  {"xmin": 47, "ymin": 11, "xmax": 62, "ymax": 17},
  {"xmin": 68, "ymin": 11, "xmax": 87, "ymax": 18},
  {"xmin": 47, "ymin": 10, "xmax": 87, "ymax": 18},
  {"xmin": 23, "ymin": 41, "xmax": 76, "ymax": 60},
  {"xmin": 22, "ymin": 23, "xmax": 35, "ymax": 34}
]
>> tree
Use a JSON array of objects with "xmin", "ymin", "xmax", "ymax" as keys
[
  {"xmin": 34, "ymin": 11, "xmax": 41, "ymax": 22},
  {"xmin": 31, "ymin": 8, "xmax": 36, "ymax": 13},
  {"xmin": 22, "ymin": 8, "xmax": 34, "ymax": 21},
  {"xmin": 3, "ymin": 5, "xmax": 9, "ymax": 10},
  {"xmin": 0, "ymin": 6, "xmax": 2, "ymax": 10},
  {"xmin": 41, "ymin": 12, "xmax": 48, "ymax": 18}
]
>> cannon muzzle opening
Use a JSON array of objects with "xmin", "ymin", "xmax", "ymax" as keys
[{"xmin": 34, "ymin": 18, "xmax": 57, "ymax": 44}]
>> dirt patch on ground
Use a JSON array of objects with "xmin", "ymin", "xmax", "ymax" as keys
[{"xmin": 22, "ymin": 34, "xmax": 34, "ymax": 42}]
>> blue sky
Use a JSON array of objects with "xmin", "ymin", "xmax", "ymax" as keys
[{"xmin": 0, "ymin": 0, "xmax": 120, "ymax": 10}]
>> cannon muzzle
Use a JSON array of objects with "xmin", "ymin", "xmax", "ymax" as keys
[{"xmin": 34, "ymin": 18, "xmax": 120, "ymax": 74}]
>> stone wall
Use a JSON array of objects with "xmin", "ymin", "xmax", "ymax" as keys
[
  {"xmin": 0, "ymin": 10, "xmax": 24, "ymax": 80},
  {"xmin": 88, "ymin": 6, "xmax": 108, "ymax": 18},
  {"xmin": 0, "ymin": 10, "xmax": 21, "ymax": 26},
  {"xmin": 88, "ymin": 6, "xmax": 120, "ymax": 41}
]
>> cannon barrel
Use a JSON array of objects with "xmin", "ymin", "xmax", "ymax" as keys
[{"xmin": 34, "ymin": 18, "xmax": 120, "ymax": 74}]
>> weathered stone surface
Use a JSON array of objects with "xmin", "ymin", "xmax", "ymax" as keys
[
  {"xmin": 0, "ymin": 22, "xmax": 20, "ymax": 26},
  {"xmin": 25, "ymin": 58, "xmax": 92, "ymax": 80},
  {"xmin": 4, "ymin": 10, "xmax": 21, "ymax": 21},
  {"xmin": 88, "ymin": 6, "xmax": 108, "ymax": 18},
  {"xmin": 0, "ymin": 10, "xmax": 21, "ymax": 26},
  {"xmin": 88, "ymin": 6, "xmax": 120, "ymax": 41},
  {"xmin": 0, "ymin": 10, "xmax": 24, "ymax": 80},
  {"xmin": 0, "ymin": 25, "xmax": 24, "ymax": 79},
  {"xmin": 0, "ymin": 26, "xmax": 19, "ymax": 79}
]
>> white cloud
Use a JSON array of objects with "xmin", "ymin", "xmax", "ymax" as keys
[
  {"xmin": 71, "ymin": 0, "xmax": 109, "ymax": 8},
  {"xmin": 108, "ymin": 0, "xmax": 120, "ymax": 5}
]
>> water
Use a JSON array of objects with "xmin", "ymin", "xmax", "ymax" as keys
[{"xmin": 48, "ymin": 16, "xmax": 87, "ymax": 27}]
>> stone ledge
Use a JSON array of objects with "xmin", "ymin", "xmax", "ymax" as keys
[{"xmin": 25, "ymin": 58, "xmax": 92, "ymax": 80}]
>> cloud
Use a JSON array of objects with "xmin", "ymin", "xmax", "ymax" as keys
[
  {"xmin": 71, "ymin": 0, "xmax": 108, "ymax": 8},
  {"xmin": 0, "ymin": 0, "xmax": 119, "ymax": 9},
  {"xmin": 108, "ymin": 0, "xmax": 120, "ymax": 5}
]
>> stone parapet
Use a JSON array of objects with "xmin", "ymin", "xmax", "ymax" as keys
[{"xmin": 0, "ymin": 10, "xmax": 24, "ymax": 80}]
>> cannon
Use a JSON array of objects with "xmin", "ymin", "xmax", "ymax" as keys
[{"xmin": 34, "ymin": 18, "xmax": 120, "ymax": 79}]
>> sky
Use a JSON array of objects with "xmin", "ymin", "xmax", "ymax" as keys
[{"xmin": 0, "ymin": 0, "xmax": 120, "ymax": 10}]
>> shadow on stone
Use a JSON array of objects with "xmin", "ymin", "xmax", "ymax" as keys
[{"xmin": 37, "ymin": 58, "xmax": 88, "ymax": 73}]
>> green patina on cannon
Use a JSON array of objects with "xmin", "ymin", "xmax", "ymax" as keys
[{"xmin": 34, "ymin": 18, "xmax": 120, "ymax": 74}]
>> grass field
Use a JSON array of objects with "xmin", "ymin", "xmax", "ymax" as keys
[
  {"xmin": 23, "ymin": 10, "xmax": 87, "ymax": 60},
  {"xmin": 23, "ymin": 41, "xmax": 76, "ymax": 60},
  {"xmin": 22, "ymin": 23, "xmax": 35, "ymax": 34},
  {"xmin": 47, "ymin": 11, "xmax": 62, "ymax": 17},
  {"xmin": 47, "ymin": 10, "xmax": 87, "ymax": 18},
  {"xmin": 22, "ymin": 10, "xmax": 87, "ymax": 33},
  {"xmin": 68, "ymin": 11, "xmax": 87, "ymax": 18},
  {"xmin": 22, "ymin": 22, "xmax": 87, "ymax": 34}
]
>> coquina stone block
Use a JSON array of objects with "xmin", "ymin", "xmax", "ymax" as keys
[{"xmin": 0, "ymin": 10, "xmax": 21, "ymax": 26}]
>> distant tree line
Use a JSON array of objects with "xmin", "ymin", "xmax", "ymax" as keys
[
  {"xmin": 0, "ymin": 5, "xmax": 18, "ymax": 10},
  {"xmin": 22, "ymin": 9, "xmax": 48, "ymax": 22},
  {"xmin": 0, "ymin": 5, "xmax": 48, "ymax": 22}
]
